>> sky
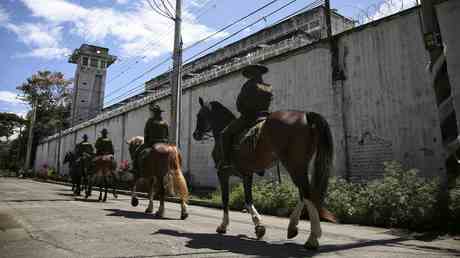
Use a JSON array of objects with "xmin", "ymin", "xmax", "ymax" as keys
[{"xmin": 0, "ymin": 0, "xmax": 418, "ymax": 117}]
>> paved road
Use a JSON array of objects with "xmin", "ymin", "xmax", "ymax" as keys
[{"xmin": 0, "ymin": 178, "xmax": 459, "ymax": 258}]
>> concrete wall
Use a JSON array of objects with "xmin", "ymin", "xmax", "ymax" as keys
[
  {"xmin": 337, "ymin": 10, "xmax": 444, "ymax": 180},
  {"xmin": 35, "ymin": 6, "xmax": 451, "ymax": 186},
  {"xmin": 437, "ymin": 1, "xmax": 460, "ymax": 133}
]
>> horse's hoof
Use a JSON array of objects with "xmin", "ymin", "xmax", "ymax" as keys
[
  {"xmin": 113, "ymin": 194, "xmax": 118, "ymax": 199},
  {"xmin": 304, "ymin": 237, "xmax": 319, "ymax": 250},
  {"xmin": 216, "ymin": 226, "xmax": 227, "ymax": 234},
  {"xmin": 131, "ymin": 198, "xmax": 139, "ymax": 207},
  {"xmin": 287, "ymin": 227, "xmax": 298, "ymax": 239},
  {"xmin": 155, "ymin": 211, "xmax": 164, "ymax": 218},
  {"xmin": 103, "ymin": 198, "xmax": 107, "ymax": 202},
  {"xmin": 180, "ymin": 212, "xmax": 189, "ymax": 220},
  {"xmin": 145, "ymin": 208, "xmax": 153, "ymax": 214},
  {"xmin": 255, "ymin": 225, "xmax": 266, "ymax": 240}
]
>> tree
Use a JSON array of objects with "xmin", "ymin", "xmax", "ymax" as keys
[
  {"xmin": 16, "ymin": 70, "xmax": 72, "ymax": 167},
  {"xmin": 0, "ymin": 112, "xmax": 25, "ymax": 142}
]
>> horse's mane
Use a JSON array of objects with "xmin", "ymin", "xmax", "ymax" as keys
[
  {"xmin": 127, "ymin": 136, "xmax": 144, "ymax": 145},
  {"xmin": 209, "ymin": 101, "xmax": 236, "ymax": 120}
]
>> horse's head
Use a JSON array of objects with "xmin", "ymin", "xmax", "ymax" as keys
[
  {"xmin": 127, "ymin": 136, "xmax": 144, "ymax": 158},
  {"xmin": 193, "ymin": 97, "xmax": 236, "ymax": 141},
  {"xmin": 193, "ymin": 97, "xmax": 214, "ymax": 141}
]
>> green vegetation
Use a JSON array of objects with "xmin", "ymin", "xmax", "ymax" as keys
[{"xmin": 208, "ymin": 161, "xmax": 449, "ymax": 232}]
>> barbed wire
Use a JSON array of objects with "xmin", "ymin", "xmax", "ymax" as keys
[{"xmin": 342, "ymin": 0, "xmax": 418, "ymax": 25}]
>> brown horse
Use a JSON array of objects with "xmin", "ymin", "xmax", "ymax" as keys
[
  {"xmin": 127, "ymin": 136, "xmax": 189, "ymax": 220},
  {"xmin": 192, "ymin": 97, "xmax": 336, "ymax": 249},
  {"xmin": 85, "ymin": 154, "xmax": 118, "ymax": 202}
]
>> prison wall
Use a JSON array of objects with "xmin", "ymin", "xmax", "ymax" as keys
[{"xmin": 34, "ymin": 6, "xmax": 449, "ymax": 187}]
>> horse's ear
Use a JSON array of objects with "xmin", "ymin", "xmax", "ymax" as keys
[{"xmin": 199, "ymin": 97, "xmax": 204, "ymax": 106}]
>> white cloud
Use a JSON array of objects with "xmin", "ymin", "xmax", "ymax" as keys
[
  {"xmin": 368, "ymin": 0, "xmax": 418, "ymax": 21},
  {"xmin": 19, "ymin": 0, "xmax": 226, "ymax": 60},
  {"xmin": 0, "ymin": 6, "xmax": 9, "ymax": 23},
  {"xmin": 0, "ymin": 91, "xmax": 25, "ymax": 105},
  {"xmin": 5, "ymin": 23, "xmax": 71, "ymax": 59}
]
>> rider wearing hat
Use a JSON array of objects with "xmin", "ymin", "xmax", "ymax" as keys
[
  {"xmin": 144, "ymin": 104, "xmax": 169, "ymax": 147},
  {"xmin": 219, "ymin": 64, "xmax": 273, "ymax": 171},
  {"xmin": 133, "ymin": 104, "xmax": 169, "ymax": 175},
  {"xmin": 75, "ymin": 134, "xmax": 94, "ymax": 159},
  {"xmin": 95, "ymin": 128, "xmax": 114, "ymax": 157}
]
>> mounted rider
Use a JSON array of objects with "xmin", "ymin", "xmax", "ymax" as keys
[
  {"xmin": 133, "ymin": 104, "xmax": 169, "ymax": 176},
  {"xmin": 219, "ymin": 64, "xmax": 273, "ymax": 171},
  {"xmin": 75, "ymin": 134, "xmax": 94, "ymax": 160},
  {"xmin": 95, "ymin": 128, "xmax": 115, "ymax": 164}
]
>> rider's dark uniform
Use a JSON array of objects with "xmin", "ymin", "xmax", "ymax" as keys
[
  {"xmin": 220, "ymin": 64, "xmax": 273, "ymax": 170},
  {"xmin": 95, "ymin": 130, "xmax": 115, "ymax": 156},
  {"xmin": 144, "ymin": 106, "xmax": 169, "ymax": 146},
  {"xmin": 75, "ymin": 137, "xmax": 94, "ymax": 159},
  {"xmin": 134, "ymin": 104, "xmax": 169, "ymax": 175}
]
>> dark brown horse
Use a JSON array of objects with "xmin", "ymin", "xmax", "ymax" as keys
[
  {"xmin": 192, "ymin": 97, "xmax": 336, "ymax": 249},
  {"xmin": 128, "ymin": 136, "xmax": 189, "ymax": 220}
]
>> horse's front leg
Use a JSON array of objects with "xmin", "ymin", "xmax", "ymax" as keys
[
  {"xmin": 243, "ymin": 174, "xmax": 265, "ymax": 239},
  {"xmin": 145, "ymin": 178, "xmax": 154, "ymax": 213},
  {"xmin": 130, "ymin": 177, "xmax": 139, "ymax": 207},
  {"xmin": 102, "ymin": 171, "xmax": 108, "ymax": 202},
  {"xmin": 155, "ymin": 176, "xmax": 165, "ymax": 218},
  {"xmin": 85, "ymin": 173, "xmax": 92, "ymax": 199},
  {"xmin": 216, "ymin": 171, "xmax": 230, "ymax": 234}
]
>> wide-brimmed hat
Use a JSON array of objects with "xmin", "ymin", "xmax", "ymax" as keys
[
  {"xmin": 149, "ymin": 104, "xmax": 164, "ymax": 113},
  {"xmin": 242, "ymin": 64, "xmax": 268, "ymax": 79},
  {"xmin": 100, "ymin": 128, "xmax": 108, "ymax": 134}
]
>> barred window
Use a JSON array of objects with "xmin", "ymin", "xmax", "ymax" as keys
[{"xmin": 82, "ymin": 57, "xmax": 89, "ymax": 66}]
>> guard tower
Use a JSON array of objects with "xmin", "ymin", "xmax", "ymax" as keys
[{"xmin": 68, "ymin": 44, "xmax": 116, "ymax": 125}]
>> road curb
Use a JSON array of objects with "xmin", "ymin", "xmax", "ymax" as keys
[{"xmin": 32, "ymin": 178, "xmax": 222, "ymax": 210}]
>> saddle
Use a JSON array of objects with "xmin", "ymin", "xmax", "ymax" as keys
[{"xmin": 234, "ymin": 119, "xmax": 266, "ymax": 154}]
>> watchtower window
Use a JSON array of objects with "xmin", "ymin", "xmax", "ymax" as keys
[
  {"xmin": 90, "ymin": 58, "xmax": 98, "ymax": 68},
  {"xmin": 100, "ymin": 60, "xmax": 106, "ymax": 69},
  {"xmin": 82, "ymin": 57, "xmax": 89, "ymax": 66}
]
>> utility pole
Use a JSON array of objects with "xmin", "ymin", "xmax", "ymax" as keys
[
  {"xmin": 25, "ymin": 98, "xmax": 38, "ymax": 172},
  {"xmin": 170, "ymin": 0, "xmax": 183, "ymax": 147}
]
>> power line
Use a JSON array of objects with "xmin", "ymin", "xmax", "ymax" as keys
[
  {"xmin": 108, "ymin": 0, "xmax": 198, "ymax": 73},
  {"xmin": 183, "ymin": 0, "xmax": 302, "ymax": 64},
  {"xmin": 105, "ymin": 0, "xmax": 311, "ymax": 107},
  {"xmin": 104, "ymin": 0, "xmax": 278, "ymax": 102},
  {"xmin": 104, "ymin": 56, "xmax": 172, "ymax": 103},
  {"xmin": 105, "ymin": 0, "xmax": 214, "ymax": 87}
]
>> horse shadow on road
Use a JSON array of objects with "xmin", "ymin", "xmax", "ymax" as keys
[
  {"xmin": 152, "ymin": 229, "xmax": 313, "ymax": 257},
  {"xmin": 104, "ymin": 208, "xmax": 181, "ymax": 220},
  {"xmin": 153, "ymin": 229, "xmax": 460, "ymax": 258}
]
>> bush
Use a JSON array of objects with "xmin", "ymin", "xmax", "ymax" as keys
[
  {"xmin": 325, "ymin": 161, "xmax": 440, "ymax": 230},
  {"xmin": 209, "ymin": 161, "xmax": 442, "ymax": 231},
  {"xmin": 449, "ymin": 177, "xmax": 460, "ymax": 233},
  {"xmin": 211, "ymin": 178, "xmax": 299, "ymax": 217}
]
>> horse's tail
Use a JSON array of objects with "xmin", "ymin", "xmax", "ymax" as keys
[
  {"xmin": 168, "ymin": 145, "xmax": 189, "ymax": 202},
  {"xmin": 308, "ymin": 112, "xmax": 337, "ymax": 223}
]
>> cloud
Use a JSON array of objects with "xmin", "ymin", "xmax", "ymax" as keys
[
  {"xmin": 19, "ymin": 0, "xmax": 226, "ymax": 60},
  {"xmin": 368, "ymin": 0, "xmax": 418, "ymax": 21},
  {"xmin": 0, "ymin": 91, "xmax": 25, "ymax": 105},
  {"xmin": 0, "ymin": 5, "xmax": 9, "ymax": 23},
  {"xmin": 5, "ymin": 23, "xmax": 71, "ymax": 60}
]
